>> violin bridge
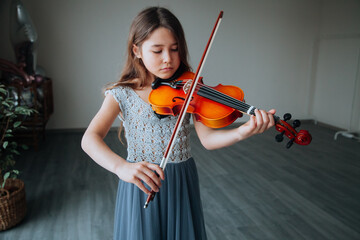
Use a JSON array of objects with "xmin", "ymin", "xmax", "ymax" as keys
[{"xmin": 183, "ymin": 80, "xmax": 192, "ymax": 94}]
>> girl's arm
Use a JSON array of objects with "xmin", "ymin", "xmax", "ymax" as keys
[
  {"xmin": 81, "ymin": 94, "xmax": 164, "ymax": 194},
  {"xmin": 193, "ymin": 109, "xmax": 276, "ymax": 150}
]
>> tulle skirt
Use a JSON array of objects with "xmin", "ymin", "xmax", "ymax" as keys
[{"xmin": 113, "ymin": 158, "xmax": 207, "ymax": 240}]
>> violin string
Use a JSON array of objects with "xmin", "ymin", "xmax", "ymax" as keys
[
  {"xmin": 199, "ymin": 85, "xmax": 281, "ymax": 121},
  {"xmin": 199, "ymin": 85, "xmax": 253, "ymax": 113},
  {"xmin": 173, "ymin": 81, "xmax": 281, "ymax": 122},
  {"xmin": 196, "ymin": 85, "xmax": 281, "ymax": 122},
  {"xmin": 176, "ymin": 81, "xmax": 251, "ymax": 111},
  {"xmin": 175, "ymin": 81, "xmax": 254, "ymax": 114}
]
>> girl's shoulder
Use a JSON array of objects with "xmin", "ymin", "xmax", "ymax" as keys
[
  {"xmin": 105, "ymin": 77, "xmax": 142, "ymax": 96},
  {"xmin": 104, "ymin": 86, "xmax": 136, "ymax": 120},
  {"xmin": 105, "ymin": 77, "xmax": 146, "ymax": 104},
  {"xmin": 105, "ymin": 85, "xmax": 132, "ymax": 96},
  {"xmin": 105, "ymin": 85, "xmax": 132, "ymax": 104}
]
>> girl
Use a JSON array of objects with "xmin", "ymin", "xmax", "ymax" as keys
[{"xmin": 81, "ymin": 6, "xmax": 275, "ymax": 240}]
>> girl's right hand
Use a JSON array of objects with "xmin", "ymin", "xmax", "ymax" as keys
[{"xmin": 115, "ymin": 161, "xmax": 165, "ymax": 194}]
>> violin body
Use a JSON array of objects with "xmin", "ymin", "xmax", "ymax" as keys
[{"xmin": 149, "ymin": 72, "xmax": 244, "ymax": 128}]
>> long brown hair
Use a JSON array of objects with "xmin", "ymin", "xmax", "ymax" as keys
[{"xmin": 107, "ymin": 7, "xmax": 191, "ymax": 90}]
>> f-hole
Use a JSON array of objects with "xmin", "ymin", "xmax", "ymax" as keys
[{"xmin": 172, "ymin": 96, "xmax": 193, "ymax": 102}]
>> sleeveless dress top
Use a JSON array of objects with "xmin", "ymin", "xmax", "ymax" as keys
[{"xmin": 105, "ymin": 86, "xmax": 192, "ymax": 164}]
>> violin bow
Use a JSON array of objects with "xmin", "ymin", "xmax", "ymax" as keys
[{"xmin": 144, "ymin": 11, "xmax": 224, "ymax": 208}]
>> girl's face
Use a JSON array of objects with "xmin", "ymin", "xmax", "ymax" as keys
[{"xmin": 133, "ymin": 27, "xmax": 181, "ymax": 81}]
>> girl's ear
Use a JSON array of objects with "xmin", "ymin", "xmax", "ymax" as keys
[{"xmin": 132, "ymin": 44, "xmax": 141, "ymax": 58}]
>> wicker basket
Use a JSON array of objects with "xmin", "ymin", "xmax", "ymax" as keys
[{"xmin": 0, "ymin": 178, "xmax": 27, "ymax": 231}]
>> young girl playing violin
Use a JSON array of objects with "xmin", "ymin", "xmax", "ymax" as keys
[{"xmin": 81, "ymin": 6, "xmax": 276, "ymax": 240}]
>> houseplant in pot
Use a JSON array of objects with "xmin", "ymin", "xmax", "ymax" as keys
[{"xmin": 0, "ymin": 84, "xmax": 35, "ymax": 231}]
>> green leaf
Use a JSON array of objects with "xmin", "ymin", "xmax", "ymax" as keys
[
  {"xmin": 21, "ymin": 144, "xmax": 29, "ymax": 150},
  {"xmin": 2, "ymin": 141, "xmax": 9, "ymax": 149},
  {"xmin": 3, "ymin": 172, "xmax": 11, "ymax": 188},
  {"xmin": 0, "ymin": 90, "xmax": 7, "ymax": 96},
  {"xmin": 2, "ymin": 101, "xmax": 10, "ymax": 107},
  {"xmin": 1, "ymin": 170, "xmax": 19, "ymax": 188},
  {"xmin": 13, "ymin": 121, "xmax": 22, "ymax": 128},
  {"xmin": 14, "ymin": 106, "xmax": 33, "ymax": 115},
  {"xmin": 5, "ymin": 154, "xmax": 14, "ymax": 161},
  {"xmin": 3, "ymin": 172, "xmax": 10, "ymax": 180}
]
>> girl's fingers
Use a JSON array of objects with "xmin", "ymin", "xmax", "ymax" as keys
[
  {"xmin": 137, "ymin": 171, "xmax": 160, "ymax": 193},
  {"xmin": 268, "ymin": 110, "xmax": 276, "ymax": 129},
  {"xmin": 255, "ymin": 109, "xmax": 263, "ymax": 131},
  {"xmin": 248, "ymin": 115, "xmax": 256, "ymax": 129},
  {"xmin": 254, "ymin": 109, "xmax": 275, "ymax": 133},
  {"xmin": 117, "ymin": 161, "xmax": 164, "ymax": 194},
  {"xmin": 141, "ymin": 164, "xmax": 163, "ymax": 188},
  {"xmin": 259, "ymin": 109, "xmax": 270, "ymax": 133},
  {"xmin": 254, "ymin": 109, "xmax": 264, "ymax": 132},
  {"xmin": 147, "ymin": 163, "xmax": 165, "ymax": 180},
  {"xmin": 238, "ymin": 108, "xmax": 277, "ymax": 139},
  {"xmin": 133, "ymin": 178, "xmax": 151, "ymax": 195},
  {"xmin": 268, "ymin": 109, "xmax": 276, "ymax": 115}
]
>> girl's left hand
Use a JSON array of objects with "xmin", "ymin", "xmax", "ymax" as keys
[{"xmin": 238, "ymin": 109, "xmax": 276, "ymax": 139}]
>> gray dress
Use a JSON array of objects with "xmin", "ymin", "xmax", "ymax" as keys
[{"xmin": 106, "ymin": 87, "xmax": 207, "ymax": 240}]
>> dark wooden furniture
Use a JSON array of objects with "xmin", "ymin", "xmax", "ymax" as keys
[{"xmin": 2, "ymin": 77, "xmax": 54, "ymax": 149}]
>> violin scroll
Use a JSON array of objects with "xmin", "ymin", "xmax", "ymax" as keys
[{"xmin": 275, "ymin": 113, "xmax": 312, "ymax": 148}]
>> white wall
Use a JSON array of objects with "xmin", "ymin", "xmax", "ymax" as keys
[
  {"xmin": 2, "ymin": 0, "xmax": 358, "ymax": 131},
  {"xmin": 310, "ymin": 0, "xmax": 360, "ymax": 131}
]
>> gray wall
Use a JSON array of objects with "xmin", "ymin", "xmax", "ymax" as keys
[{"xmin": 1, "ymin": 0, "xmax": 359, "ymax": 131}]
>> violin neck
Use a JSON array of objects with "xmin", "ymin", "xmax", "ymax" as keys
[{"xmin": 197, "ymin": 85, "xmax": 280, "ymax": 123}]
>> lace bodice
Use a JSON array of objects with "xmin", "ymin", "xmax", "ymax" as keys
[{"xmin": 105, "ymin": 86, "xmax": 192, "ymax": 164}]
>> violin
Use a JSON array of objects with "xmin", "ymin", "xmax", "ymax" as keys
[{"xmin": 149, "ymin": 71, "xmax": 312, "ymax": 149}]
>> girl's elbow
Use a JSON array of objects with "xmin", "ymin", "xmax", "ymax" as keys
[
  {"xmin": 81, "ymin": 134, "xmax": 88, "ymax": 152},
  {"xmin": 204, "ymin": 145, "xmax": 217, "ymax": 151},
  {"xmin": 199, "ymin": 139, "xmax": 218, "ymax": 151},
  {"xmin": 81, "ymin": 132, "xmax": 92, "ymax": 153}
]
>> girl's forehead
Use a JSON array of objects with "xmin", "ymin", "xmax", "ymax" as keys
[{"xmin": 144, "ymin": 27, "xmax": 177, "ymax": 46}]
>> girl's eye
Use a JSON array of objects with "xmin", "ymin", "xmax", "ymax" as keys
[{"xmin": 152, "ymin": 48, "xmax": 178, "ymax": 54}]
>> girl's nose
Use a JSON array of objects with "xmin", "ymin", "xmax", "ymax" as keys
[{"xmin": 163, "ymin": 50, "xmax": 172, "ymax": 63}]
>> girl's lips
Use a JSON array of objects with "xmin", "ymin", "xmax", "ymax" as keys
[{"xmin": 160, "ymin": 67, "xmax": 173, "ymax": 72}]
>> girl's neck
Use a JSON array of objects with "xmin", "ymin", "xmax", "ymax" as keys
[{"xmin": 143, "ymin": 76, "xmax": 155, "ymax": 89}]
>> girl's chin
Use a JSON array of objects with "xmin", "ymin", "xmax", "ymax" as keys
[{"xmin": 155, "ymin": 72, "xmax": 175, "ymax": 80}]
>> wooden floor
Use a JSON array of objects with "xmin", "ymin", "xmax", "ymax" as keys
[{"xmin": 2, "ymin": 122, "xmax": 360, "ymax": 240}]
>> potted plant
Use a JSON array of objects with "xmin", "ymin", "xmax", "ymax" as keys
[{"xmin": 0, "ymin": 84, "xmax": 35, "ymax": 231}]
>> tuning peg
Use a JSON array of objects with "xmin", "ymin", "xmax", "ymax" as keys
[
  {"xmin": 286, "ymin": 138, "xmax": 295, "ymax": 148},
  {"xmin": 292, "ymin": 119, "xmax": 301, "ymax": 128},
  {"xmin": 275, "ymin": 131, "xmax": 285, "ymax": 142},
  {"xmin": 283, "ymin": 113, "xmax": 292, "ymax": 121}
]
